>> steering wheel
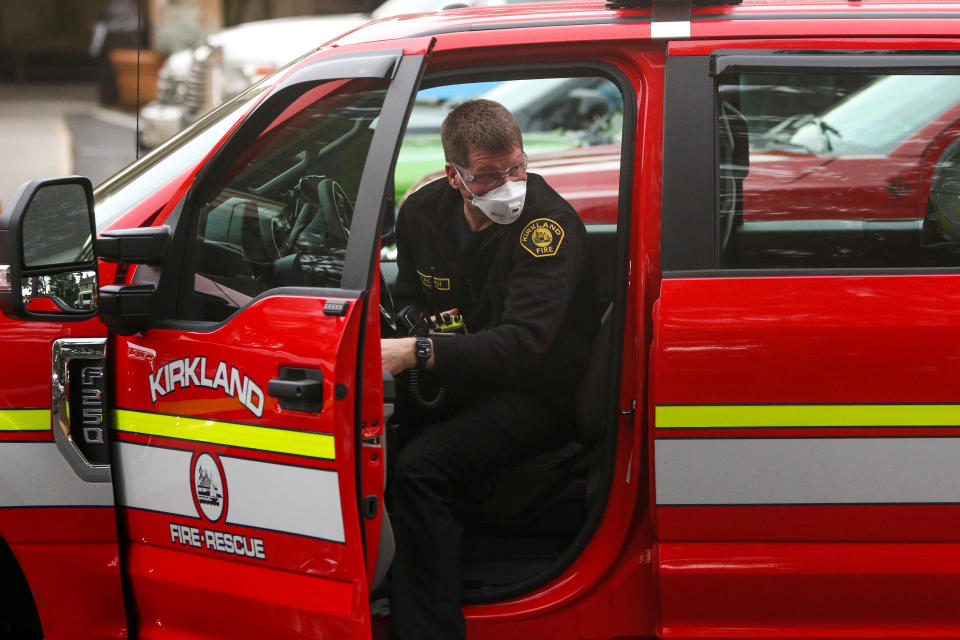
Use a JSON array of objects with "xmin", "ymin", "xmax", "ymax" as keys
[
  {"xmin": 321, "ymin": 178, "xmax": 353, "ymax": 240},
  {"xmin": 282, "ymin": 176, "xmax": 353, "ymax": 252}
]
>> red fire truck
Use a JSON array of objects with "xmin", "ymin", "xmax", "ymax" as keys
[{"xmin": 6, "ymin": 0, "xmax": 960, "ymax": 638}]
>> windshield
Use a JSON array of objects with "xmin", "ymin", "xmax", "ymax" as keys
[{"xmin": 94, "ymin": 76, "xmax": 272, "ymax": 230}]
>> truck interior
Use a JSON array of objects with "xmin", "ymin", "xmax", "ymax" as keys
[
  {"xmin": 151, "ymin": 64, "xmax": 631, "ymax": 603},
  {"xmin": 380, "ymin": 69, "xmax": 630, "ymax": 602}
]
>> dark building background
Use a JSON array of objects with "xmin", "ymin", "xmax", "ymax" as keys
[{"xmin": 0, "ymin": 0, "xmax": 383, "ymax": 83}]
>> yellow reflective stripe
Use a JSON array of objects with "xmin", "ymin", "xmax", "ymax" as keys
[
  {"xmin": 114, "ymin": 409, "xmax": 335, "ymax": 460},
  {"xmin": 0, "ymin": 409, "xmax": 50, "ymax": 431},
  {"xmin": 656, "ymin": 404, "xmax": 960, "ymax": 429}
]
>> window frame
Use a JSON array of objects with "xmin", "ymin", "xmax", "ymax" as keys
[
  {"xmin": 148, "ymin": 49, "xmax": 426, "ymax": 329},
  {"xmin": 661, "ymin": 49, "xmax": 960, "ymax": 278},
  {"xmin": 391, "ymin": 60, "xmax": 638, "ymax": 604}
]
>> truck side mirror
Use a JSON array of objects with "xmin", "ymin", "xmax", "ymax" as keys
[
  {"xmin": 95, "ymin": 225, "xmax": 171, "ymax": 336},
  {"xmin": 0, "ymin": 177, "xmax": 98, "ymax": 322}
]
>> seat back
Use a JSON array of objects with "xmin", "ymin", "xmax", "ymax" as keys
[{"xmin": 575, "ymin": 302, "xmax": 614, "ymax": 444}]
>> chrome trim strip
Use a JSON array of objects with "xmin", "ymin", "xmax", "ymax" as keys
[{"xmin": 52, "ymin": 338, "xmax": 111, "ymax": 483}]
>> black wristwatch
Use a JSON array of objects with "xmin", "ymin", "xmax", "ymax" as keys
[{"xmin": 414, "ymin": 337, "xmax": 432, "ymax": 369}]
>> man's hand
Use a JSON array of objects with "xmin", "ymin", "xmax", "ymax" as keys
[
  {"xmin": 382, "ymin": 337, "xmax": 417, "ymax": 375},
  {"xmin": 382, "ymin": 337, "xmax": 436, "ymax": 374}
]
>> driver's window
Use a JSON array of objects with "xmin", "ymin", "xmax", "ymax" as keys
[
  {"xmin": 383, "ymin": 75, "xmax": 623, "ymax": 306},
  {"xmin": 180, "ymin": 78, "xmax": 388, "ymax": 322},
  {"xmin": 393, "ymin": 76, "xmax": 622, "ymax": 208}
]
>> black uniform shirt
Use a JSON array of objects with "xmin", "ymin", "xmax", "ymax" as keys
[{"xmin": 393, "ymin": 173, "xmax": 598, "ymax": 398}]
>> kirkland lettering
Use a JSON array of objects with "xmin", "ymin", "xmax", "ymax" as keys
[{"xmin": 148, "ymin": 357, "xmax": 264, "ymax": 417}]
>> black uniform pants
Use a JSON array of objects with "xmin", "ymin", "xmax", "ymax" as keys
[{"xmin": 387, "ymin": 390, "xmax": 573, "ymax": 640}]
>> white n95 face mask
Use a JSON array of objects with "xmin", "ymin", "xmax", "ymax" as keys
[{"xmin": 466, "ymin": 179, "xmax": 527, "ymax": 225}]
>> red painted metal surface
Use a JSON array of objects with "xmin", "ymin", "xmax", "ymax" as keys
[
  {"xmin": 1, "ymin": 508, "xmax": 126, "ymax": 640},
  {"xmin": 655, "ymin": 274, "xmax": 960, "ymax": 405},
  {"xmin": 653, "ymin": 273, "xmax": 960, "ymax": 636},
  {"xmin": 112, "ymin": 294, "xmax": 372, "ymax": 638},
  {"xmin": 126, "ymin": 545, "xmax": 361, "ymax": 640},
  {"xmin": 659, "ymin": 542, "xmax": 960, "ymax": 639},
  {"xmin": 359, "ymin": 269, "xmax": 386, "ymax": 587}
]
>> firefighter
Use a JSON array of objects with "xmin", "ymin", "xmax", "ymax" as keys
[{"xmin": 381, "ymin": 99, "xmax": 598, "ymax": 640}]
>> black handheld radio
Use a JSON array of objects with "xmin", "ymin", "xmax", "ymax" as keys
[{"xmin": 395, "ymin": 305, "xmax": 467, "ymax": 410}]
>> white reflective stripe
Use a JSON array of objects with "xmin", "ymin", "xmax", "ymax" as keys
[
  {"xmin": 115, "ymin": 441, "xmax": 345, "ymax": 542},
  {"xmin": 221, "ymin": 456, "xmax": 345, "ymax": 543},
  {"xmin": 739, "ymin": 219, "xmax": 922, "ymax": 234},
  {"xmin": 652, "ymin": 20, "xmax": 691, "ymax": 38},
  {"xmin": 585, "ymin": 223, "xmax": 618, "ymax": 235},
  {"xmin": 115, "ymin": 441, "xmax": 198, "ymax": 517},
  {"xmin": 657, "ymin": 437, "xmax": 960, "ymax": 505},
  {"xmin": 0, "ymin": 443, "xmax": 113, "ymax": 507}
]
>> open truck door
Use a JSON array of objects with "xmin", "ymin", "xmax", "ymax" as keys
[{"xmin": 1, "ymin": 41, "xmax": 431, "ymax": 639}]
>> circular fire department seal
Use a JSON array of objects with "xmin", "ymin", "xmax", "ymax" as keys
[
  {"xmin": 191, "ymin": 452, "xmax": 228, "ymax": 523},
  {"xmin": 520, "ymin": 218, "xmax": 565, "ymax": 258},
  {"xmin": 532, "ymin": 227, "xmax": 553, "ymax": 247}
]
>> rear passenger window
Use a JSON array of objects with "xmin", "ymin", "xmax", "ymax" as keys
[{"xmin": 718, "ymin": 72, "xmax": 960, "ymax": 269}]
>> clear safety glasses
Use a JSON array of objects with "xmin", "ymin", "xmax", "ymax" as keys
[{"xmin": 453, "ymin": 152, "xmax": 527, "ymax": 190}]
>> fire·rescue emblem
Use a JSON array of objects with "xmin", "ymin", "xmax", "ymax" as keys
[{"xmin": 192, "ymin": 453, "xmax": 227, "ymax": 522}]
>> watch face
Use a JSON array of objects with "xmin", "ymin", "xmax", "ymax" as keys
[{"xmin": 415, "ymin": 338, "xmax": 431, "ymax": 358}]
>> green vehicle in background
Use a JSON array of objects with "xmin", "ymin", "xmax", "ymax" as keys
[{"xmin": 393, "ymin": 76, "xmax": 624, "ymax": 204}]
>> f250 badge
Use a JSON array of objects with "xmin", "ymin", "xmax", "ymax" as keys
[{"xmin": 148, "ymin": 357, "xmax": 264, "ymax": 417}]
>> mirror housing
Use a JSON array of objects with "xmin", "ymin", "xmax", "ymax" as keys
[
  {"xmin": 99, "ymin": 284, "xmax": 156, "ymax": 336},
  {"xmin": 0, "ymin": 177, "xmax": 98, "ymax": 322},
  {"xmin": 94, "ymin": 226, "xmax": 172, "ymax": 335},
  {"xmin": 97, "ymin": 226, "xmax": 170, "ymax": 264}
]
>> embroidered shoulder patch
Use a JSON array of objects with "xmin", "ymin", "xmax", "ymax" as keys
[{"xmin": 520, "ymin": 218, "xmax": 565, "ymax": 258}]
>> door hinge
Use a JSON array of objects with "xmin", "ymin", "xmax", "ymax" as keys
[{"xmin": 620, "ymin": 398, "xmax": 636, "ymax": 417}]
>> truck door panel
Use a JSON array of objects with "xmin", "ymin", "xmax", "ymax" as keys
[
  {"xmin": 108, "ymin": 44, "xmax": 430, "ymax": 639},
  {"xmin": 656, "ymin": 45, "xmax": 960, "ymax": 638}
]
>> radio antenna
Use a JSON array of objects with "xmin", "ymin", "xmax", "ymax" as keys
[{"xmin": 136, "ymin": 0, "xmax": 142, "ymax": 159}]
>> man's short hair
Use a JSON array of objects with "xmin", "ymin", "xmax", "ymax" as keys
[{"xmin": 441, "ymin": 99, "xmax": 523, "ymax": 168}]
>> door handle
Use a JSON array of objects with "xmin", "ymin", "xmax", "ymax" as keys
[{"xmin": 269, "ymin": 367, "xmax": 324, "ymax": 413}]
